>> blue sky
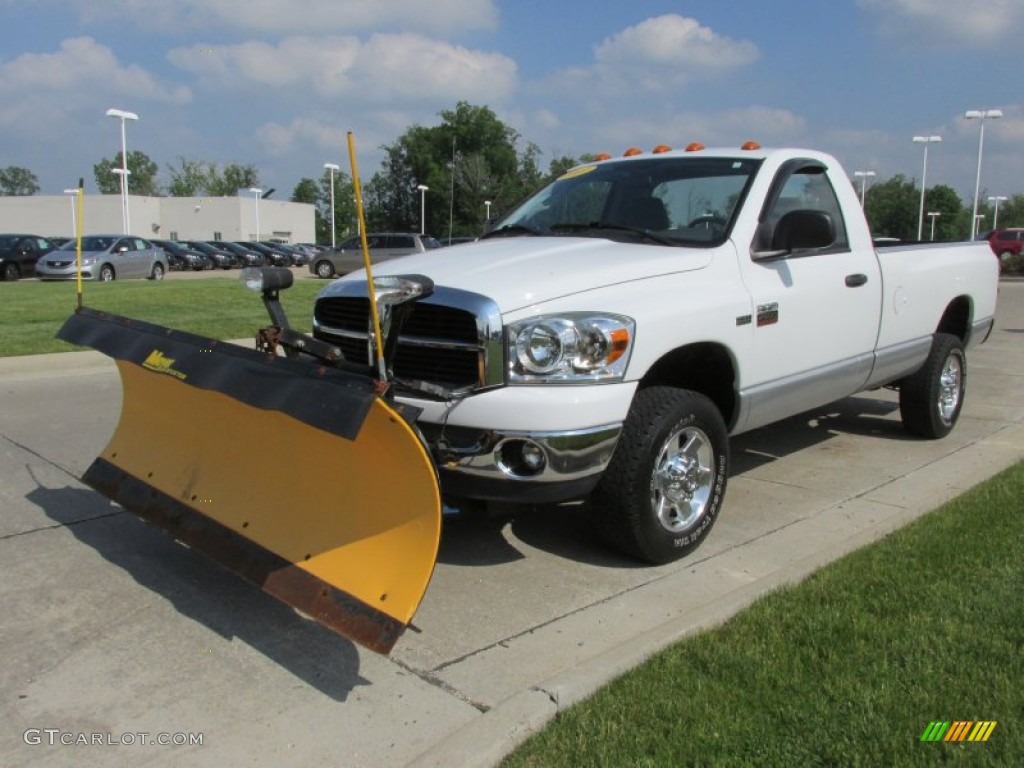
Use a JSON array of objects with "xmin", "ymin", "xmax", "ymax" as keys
[{"xmin": 1, "ymin": 0, "xmax": 1020, "ymax": 209}]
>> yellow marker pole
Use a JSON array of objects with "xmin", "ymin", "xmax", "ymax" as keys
[
  {"xmin": 75, "ymin": 178, "xmax": 84, "ymax": 310},
  {"xmin": 347, "ymin": 132, "xmax": 387, "ymax": 381}
]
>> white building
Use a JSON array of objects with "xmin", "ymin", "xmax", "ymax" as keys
[{"xmin": 0, "ymin": 193, "xmax": 315, "ymax": 244}]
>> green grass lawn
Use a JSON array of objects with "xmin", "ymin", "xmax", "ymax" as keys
[
  {"xmin": 0, "ymin": 277, "xmax": 325, "ymax": 357},
  {"xmin": 504, "ymin": 461, "xmax": 1024, "ymax": 767}
]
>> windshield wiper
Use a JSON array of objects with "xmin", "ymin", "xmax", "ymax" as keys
[
  {"xmin": 549, "ymin": 222, "xmax": 678, "ymax": 246},
  {"xmin": 480, "ymin": 223, "xmax": 544, "ymax": 239}
]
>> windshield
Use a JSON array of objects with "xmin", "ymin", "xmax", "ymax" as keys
[
  {"xmin": 489, "ymin": 155, "xmax": 761, "ymax": 247},
  {"xmin": 59, "ymin": 236, "xmax": 114, "ymax": 251}
]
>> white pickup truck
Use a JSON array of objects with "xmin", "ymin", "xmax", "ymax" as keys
[{"xmin": 312, "ymin": 145, "xmax": 999, "ymax": 564}]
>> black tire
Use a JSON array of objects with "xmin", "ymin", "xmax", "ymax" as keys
[
  {"xmin": 315, "ymin": 260, "xmax": 335, "ymax": 279},
  {"xmin": 591, "ymin": 387, "xmax": 729, "ymax": 564},
  {"xmin": 150, "ymin": 262, "xmax": 165, "ymax": 280},
  {"xmin": 899, "ymin": 333, "xmax": 966, "ymax": 439},
  {"xmin": 99, "ymin": 264, "xmax": 115, "ymax": 281},
  {"xmin": 1, "ymin": 262, "xmax": 20, "ymax": 281}
]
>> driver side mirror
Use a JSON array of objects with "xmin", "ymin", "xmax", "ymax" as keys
[{"xmin": 752, "ymin": 209, "xmax": 835, "ymax": 261}]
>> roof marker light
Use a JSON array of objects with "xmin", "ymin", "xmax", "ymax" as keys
[
  {"xmin": 623, "ymin": 147, "xmax": 643, "ymax": 157},
  {"xmin": 594, "ymin": 153, "xmax": 612, "ymax": 161},
  {"xmin": 741, "ymin": 141, "xmax": 762, "ymax": 150},
  {"xmin": 685, "ymin": 142, "xmax": 705, "ymax": 152},
  {"xmin": 652, "ymin": 144, "xmax": 672, "ymax": 154}
]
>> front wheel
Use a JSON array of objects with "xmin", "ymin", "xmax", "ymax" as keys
[
  {"xmin": 314, "ymin": 260, "xmax": 335, "ymax": 279},
  {"xmin": 591, "ymin": 387, "xmax": 729, "ymax": 564},
  {"xmin": 99, "ymin": 264, "xmax": 115, "ymax": 281},
  {"xmin": 899, "ymin": 333, "xmax": 966, "ymax": 439},
  {"xmin": 1, "ymin": 262, "xmax": 20, "ymax": 281}
]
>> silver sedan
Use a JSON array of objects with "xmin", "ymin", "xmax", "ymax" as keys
[{"xmin": 36, "ymin": 235, "xmax": 168, "ymax": 281}]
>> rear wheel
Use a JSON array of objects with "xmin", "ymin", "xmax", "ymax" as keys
[
  {"xmin": 315, "ymin": 260, "xmax": 335, "ymax": 279},
  {"xmin": 1, "ymin": 262, "xmax": 19, "ymax": 281},
  {"xmin": 899, "ymin": 333, "xmax": 965, "ymax": 439},
  {"xmin": 99, "ymin": 264, "xmax": 115, "ymax": 281},
  {"xmin": 592, "ymin": 387, "xmax": 729, "ymax": 564}
]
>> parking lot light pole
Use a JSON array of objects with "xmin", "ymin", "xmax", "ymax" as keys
[
  {"xmin": 324, "ymin": 163, "xmax": 340, "ymax": 248},
  {"xmin": 105, "ymin": 108, "xmax": 138, "ymax": 234},
  {"xmin": 484, "ymin": 200, "xmax": 492, "ymax": 221},
  {"xmin": 912, "ymin": 135, "xmax": 941, "ymax": 241},
  {"xmin": 853, "ymin": 170, "xmax": 875, "ymax": 206},
  {"xmin": 928, "ymin": 211, "xmax": 941, "ymax": 241},
  {"xmin": 987, "ymin": 195, "xmax": 1007, "ymax": 230},
  {"xmin": 417, "ymin": 184, "xmax": 429, "ymax": 235},
  {"xmin": 965, "ymin": 109, "xmax": 1002, "ymax": 239},
  {"xmin": 249, "ymin": 188, "xmax": 263, "ymax": 241},
  {"xmin": 63, "ymin": 188, "xmax": 78, "ymax": 236}
]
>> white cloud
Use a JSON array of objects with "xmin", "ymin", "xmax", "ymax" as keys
[
  {"xmin": 0, "ymin": 37, "xmax": 191, "ymax": 103},
  {"xmin": 595, "ymin": 15, "xmax": 758, "ymax": 71},
  {"xmin": 52, "ymin": 0, "xmax": 499, "ymax": 35},
  {"xmin": 169, "ymin": 34, "xmax": 517, "ymax": 103},
  {"xmin": 858, "ymin": 0, "xmax": 1024, "ymax": 45}
]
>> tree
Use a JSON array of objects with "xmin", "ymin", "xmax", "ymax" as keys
[
  {"xmin": 94, "ymin": 151, "xmax": 160, "ymax": 196},
  {"xmin": 0, "ymin": 166, "xmax": 40, "ymax": 196},
  {"xmin": 206, "ymin": 163, "xmax": 260, "ymax": 197},
  {"xmin": 863, "ymin": 175, "xmax": 918, "ymax": 240},
  {"xmin": 919, "ymin": 184, "xmax": 963, "ymax": 242},
  {"xmin": 166, "ymin": 157, "xmax": 213, "ymax": 197}
]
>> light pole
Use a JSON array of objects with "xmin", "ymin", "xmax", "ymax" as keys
[
  {"xmin": 928, "ymin": 211, "xmax": 941, "ymax": 241},
  {"xmin": 854, "ymin": 170, "xmax": 875, "ymax": 206},
  {"xmin": 324, "ymin": 163, "xmax": 340, "ymax": 248},
  {"xmin": 987, "ymin": 195, "xmax": 1007, "ymax": 230},
  {"xmin": 484, "ymin": 200, "xmax": 492, "ymax": 221},
  {"xmin": 965, "ymin": 108, "xmax": 1002, "ymax": 239},
  {"xmin": 912, "ymin": 135, "xmax": 941, "ymax": 241},
  {"xmin": 63, "ymin": 188, "xmax": 78, "ymax": 236},
  {"xmin": 417, "ymin": 184, "xmax": 429, "ymax": 235},
  {"xmin": 249, "ymin": 187, "xmax": 263, "ymax": 241},
  {"xmin": 105, "ymin": 108, "xmax": 138, "ymax": 234}
]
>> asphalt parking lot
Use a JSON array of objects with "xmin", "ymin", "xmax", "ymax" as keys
[{"xmin": 2, "ymin": 280, "xmax": 1022, "ymax": 768}]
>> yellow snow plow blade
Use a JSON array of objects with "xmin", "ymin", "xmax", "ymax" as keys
[{"xmin": 58, "ymin": 307, "xmax": 441, "ymax": 654}]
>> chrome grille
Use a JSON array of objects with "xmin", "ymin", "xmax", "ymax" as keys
[{"xmin": 312, "ymin": 284, "xmax": 504, "ymax": 392}]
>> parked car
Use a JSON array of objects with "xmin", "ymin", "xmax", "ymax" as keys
[
  {"xmin": 983, "ymin": 228, "xmax": 1024, "ymax": 260},
  {"xmin": 263, "ymin": 241, "xmax": 308, "ymax": 266},
  {"xmin": 309, "ymin": 233, "xmax": 441, "ymax": 278},
  {"xmin": 214, "ymin": 241, "xmax": 265, "ymax": 267},
  {"xmin": 237, "ymin": 241, "xmax": 292, "ymax": 267},
  {"xmin": 0, "ymin": 234, "xmax": 59, "ymax": 280},
  {"xmin": 37, "ymin": 235, "xmax": 167, "ymax": 281},
  {"xmin": 152, "ymin": 239, "xmax": 212, "ymax": 272},
  {"xmin": 185, "ymin": 241, "xmax": 238, "ymax": 269}
]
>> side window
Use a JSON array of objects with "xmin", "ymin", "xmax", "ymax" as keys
[
  {"xmin": 114, "ymin": 238, "xmax": 131, "ymax": 252},
  {"xmin": 758, "ymin": 164, "xmax": 849, "ymax": 255},
  {"xmin": 389, "ymin": 236, "xmax": 414, "ymax": 249}
]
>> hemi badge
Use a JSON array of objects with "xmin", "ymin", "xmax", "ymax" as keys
[
  {"xmin": 736, "ymin": 315, "xmax": 752, "ymax": 326},
  {"xmin": 756, "ymin": 302, "xmax": 779, "ymax": 327}
]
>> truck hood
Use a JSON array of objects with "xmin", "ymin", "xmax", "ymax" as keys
[{"xmin": 336, "ymin": 237, "xmax": 713, "ymax": 313}]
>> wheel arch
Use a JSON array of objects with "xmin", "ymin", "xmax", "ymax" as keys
[
  {"xmin": 936, "ymin": 295, "xmax": 972, "ymax": 342},
  {"xmin": 636, "ymin": 342, "xmax": 738, "ymax": 430}
]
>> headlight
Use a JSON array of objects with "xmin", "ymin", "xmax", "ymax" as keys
[{"xmin": 508, "ymin": 313, "xmax": 634, "ymax": 384}]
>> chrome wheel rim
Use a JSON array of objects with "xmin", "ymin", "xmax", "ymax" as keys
[
  {"xmin": 650, "ymin": 425, "xmax": 715, "ymax": 533},
  {"xmin": 937, "ymin": 353, "xmax": 962, "ymax": 425}
]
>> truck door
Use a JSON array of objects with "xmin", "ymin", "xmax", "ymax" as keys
[{"xmin": 736, "ymin": 159, "xmax": 882, "ymax": 432}]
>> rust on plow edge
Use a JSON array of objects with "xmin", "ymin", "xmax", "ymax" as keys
[{"xmin": 84, "ymin": 457, "xmax": 405, "ymax": 654}]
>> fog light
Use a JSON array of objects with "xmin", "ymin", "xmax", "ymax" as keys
[{"xmin": 496, "ymin": 439, "xmax": 548, "ymax": 478}]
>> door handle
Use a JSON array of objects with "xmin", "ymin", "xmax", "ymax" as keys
[{"xmin": 845, "ymin": 273, "xmax": 868, "ymax": 287}]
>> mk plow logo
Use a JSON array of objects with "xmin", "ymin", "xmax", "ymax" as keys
[
  {"xmin": 142, "ymin": 350, "xmax": 187, "ymax": 380},
  {"xmin": 921, "ymin": 721, "xmax": 997, "ymax": 743}
]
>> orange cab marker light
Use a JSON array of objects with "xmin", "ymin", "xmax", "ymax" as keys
[
  {"xmin": 741, "ymin": 141, "xmax": 762, "ymax": 150},
  {"xmin": 594, "ymin": 153, "xmax": 612, "ymax": 161},
  {"xmin": 652, "ymin": 144, "xmax": 672, "ymax": 154},
  {"xmin": 623, "ymin": 147, "xmax": 643, "ymax": 157},
  {"xmin": 685, "ymin": 142, "xmax": 705, "ymax": 152}
]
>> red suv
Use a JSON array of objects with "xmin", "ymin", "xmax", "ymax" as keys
[{"xmin": 985, "ymin": 228, "xmax": 1024, "ymax": 259}]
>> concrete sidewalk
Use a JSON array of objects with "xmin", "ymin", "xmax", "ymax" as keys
[{"xmin": 2, "ymin": 282, "xmax": 1022, "ymax": 767}]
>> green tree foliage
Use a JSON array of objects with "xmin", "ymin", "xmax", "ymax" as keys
[
  {"xmin": 920, "ymin": 184, "xmax": 964, "ymax": 242},
  {"xmin": 0, "ymin": 166, "xmax": 40, "ymax": 195},
  {"xmin": 206, "ymin": 163, "xmax": 260, "ymax": 197},
  {"xmin": 976, "ymin": 194, "xmax": 1024, "ymax": 233},
  {"xmin": 166, "ymin": 157, "xmax": 214, "ymax": 197},
  {"xmin": 862, "ymin": 174, "xmax": 918, "ymax": 240},
  {"xmin": 93, "ymin": 151, "xmax": 160, "ymax": 196},
  {"xmin": 365, "ymin": 102, "xmax": 577, "ymax": 238}
]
